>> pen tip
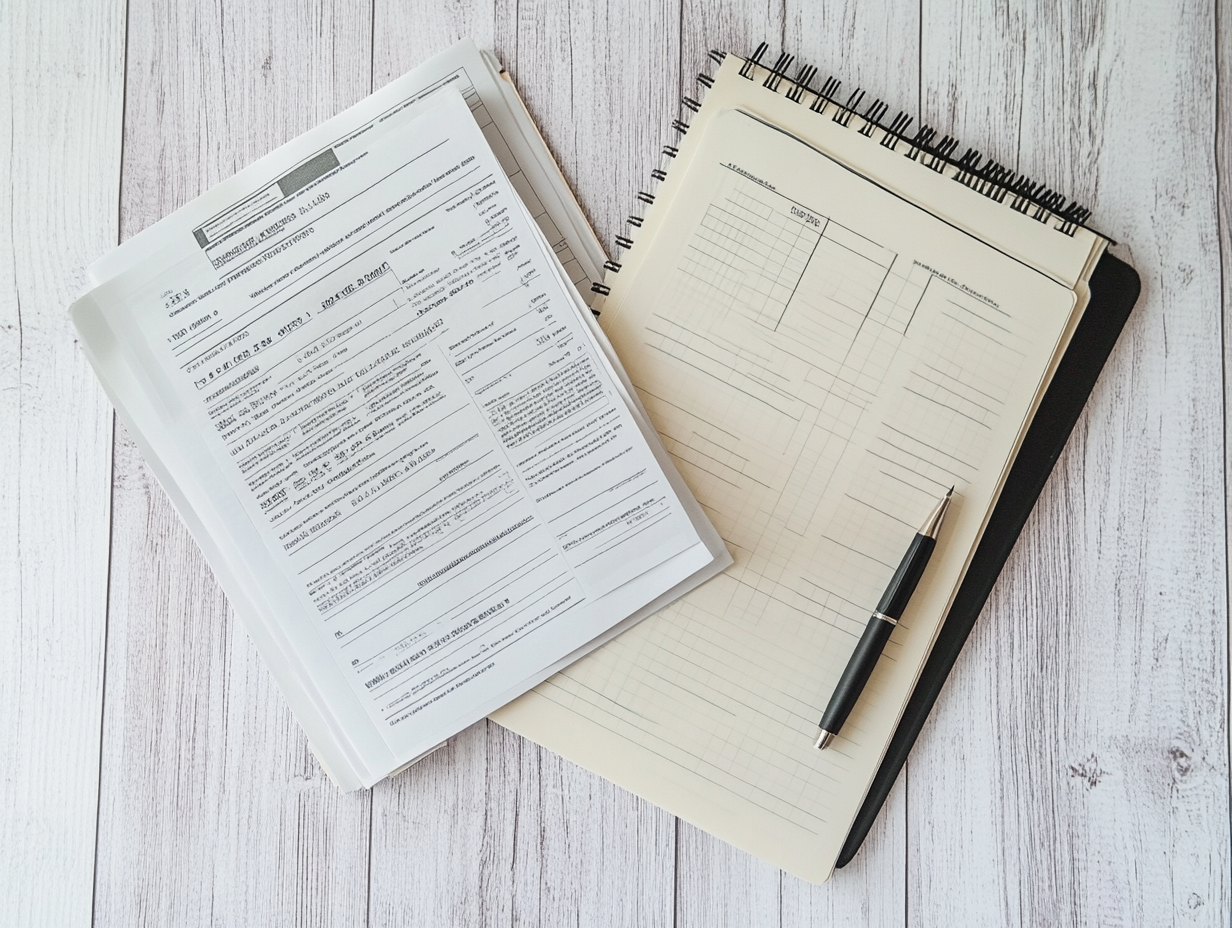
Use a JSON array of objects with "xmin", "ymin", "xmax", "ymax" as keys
[
  {"xmin": 814, "ymin": 730, "xmax": 834, "ymax": 751},
  {"xmin": 919, "ymin": 488, "xmax": 953, "ymax": 537},
  {"xmin": 947, "ymin": 485, "xmax": 954, "ymax": 497}
]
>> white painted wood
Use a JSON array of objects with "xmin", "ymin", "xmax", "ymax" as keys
[
  {"xmin": 912, "ymin": 3, "xmax": 1231, "ymax": 927},
  {"xmin": 0, "ymin": 1, "xmax": 123, "ymax": 926},
  {"xmin": 676, "ymin": 820, "xmax": 783, "ymax": 928},
  {"xmin": 368, "ymin": 5, "xmax": 679, "ymax": 925},
  {"xmin": 373, "ymin": 0, "xmax": 509, "ymax": 91},
  {"xmin": 367, "ymin": 722, "xmax": 513, "ymax": 927},
  {"xmin": 778, "ymin": 780, "xmax": 908, "ymax": 927},
  {"xmin": 1219, "ymin": 5, "xmax": 1232, "ymax": 924},
  {"xmin": 669, "ymin": 11, "xmax": 791, "ymax": 925},
  {"xmin": 4, "ymin": 2, "xmax": 1228, "ymax": 925},
  {"xmin": 670, "ymin": 4, "xmax": 918, "ymax": 924},
  {"xmin": 91, "ymin": 2, "xmax": 374, "ymax": 926},
  {"xmin": 776, "ymin": 5, "xmax": 917, "ymax": 925},
  {"xmin": 503, "ymin": 4, "xmax": 683, "ymax": 922},
  {"xmin": 517, "ymin": 729, "xmax": 676, "ymax": 927},
  {"xmin": 660, "ymin": 10, "xmax": 793, "ymax": 921},
  {"xmin": 507, "ymin": 0, "xmax": 684, "ymax": 252}
]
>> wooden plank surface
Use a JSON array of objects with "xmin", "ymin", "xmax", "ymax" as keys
[
  {"xmin": 367, "ymin": 5, "xmax": 680, "ymax": 925},
  {"xmin": 3, "ymin": 1, "xmax": 1230, "ymax": 926},
  {"xmin": 911, "ymin": 2, "xmax": 1231, "ymax": 926},
  {"xmin": 671, "ymin": 3, "xmax": 919, "ymax": 926},
  {"xmin": 497, "ymin": 3, "xmax": 684, "ymax": 923},
  {"xmin": 1221, "ymin": 1, "xmax": 1232, "ymax": 918},
  {"xmin": 91, "ymin": 2, "xmax": 374, "ymax": 926},
  {"xmin": 0, "ymin": 1, "xmax": 123, "ymax": 925},
  {"xmin": 664, "ymin": 4, "xmax": 794, "ymax": 924}
]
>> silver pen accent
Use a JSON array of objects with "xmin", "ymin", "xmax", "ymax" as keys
[{"xmin": 917, "ymin": 490, "xmax": 951, "ymax": 540}]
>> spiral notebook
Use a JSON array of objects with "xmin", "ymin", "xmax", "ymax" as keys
[{"xmin": 491, "ymin": 45, "xmax": 1139, "ymax": 882}]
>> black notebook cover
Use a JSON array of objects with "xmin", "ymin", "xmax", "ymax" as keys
[{"xmin": 836, "ymin": 252, "xmax": 1141, "ymax": 867}]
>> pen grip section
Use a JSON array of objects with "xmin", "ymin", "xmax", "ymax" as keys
[
  {"xmin": 819, "ymin": 615, "xmax": 895, "ymax": 733},
  {"xmin": 875, "ymin": 534, "xmax": 936, "ymax": 619}
]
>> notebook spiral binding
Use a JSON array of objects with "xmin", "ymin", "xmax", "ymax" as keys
[{"xmin": 591, "ymin": 42, "xmax": 1101, "ymax": 299}]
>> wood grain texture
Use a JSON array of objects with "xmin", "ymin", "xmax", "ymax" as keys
[
  {"xmin": 776, "ymin": 5, "xmax": 917, "ymax": 925},
  {"xmin": 92, "ymin": 2, "xmax": 374, "ymax": 926},
  {"xmin": 912, "ymin": 2, "xmax": 1231, "ymax": 926},
  {"xmin": 0, "ymin": 1, "xmax": 123, "ymax": 925},
  {"xmin": 670, "ymin": 3, "xmax": 918, "ymax": 924},
  {"xmin": 506, "ymin": 0, "xmax": 683, "ymax": 253},
  {"xmin": 6, "ymin": 1, "xmax": 1231, "ymax": 925},
  {"xmin": 368, "ymin": 5, "xmax": 679, "ymax": 926},
  {"xmin": 1220, "ymin": 2, "xmax": 1232, "ymax": 922},
  {"xmin": 373, "ymin": 0, "xmax": 512, "ymax": 92},
  {"xmin": 367, "ymin": 723, "xmax": 512, "ymax": 928},
  {"xmin": 671, "ymin": 11, "xmax": 791, "ymax": 925},
  {"xmin": 502, "ymin": 3, "xmax": 683, "ymax": 922},
  {"xmin": 366, "ymin": 10, "xmax": 522, "ymax": 928}
]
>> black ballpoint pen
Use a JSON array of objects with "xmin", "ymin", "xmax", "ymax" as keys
[{"xmin": 814, "ymin": 487, "xmax": 953, "ymax": 751}]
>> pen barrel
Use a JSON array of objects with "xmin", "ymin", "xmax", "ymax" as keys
[
  {"xmin": 874, "ymin": 533, "xmax": 936, "ymax": 619},
  {"xmin": 819, "ymin": 615, "xmax": 896, "ymax": 733}
]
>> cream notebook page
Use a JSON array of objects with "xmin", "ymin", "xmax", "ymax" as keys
[{"xmin": 494, "ymin": 56, "xmax": 1101, "ymax": 882}]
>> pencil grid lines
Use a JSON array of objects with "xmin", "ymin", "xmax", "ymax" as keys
[
  {"xmin": 548, "ymin": 174, "xmax": 959, "ymax": 831},
  {"xmin": 541, "ymin": 158, "xmax": 1061, "ymax": 869},
  {"xmin": 875, "ymin": 290, "xmax": 1032, "ymax": 500}
]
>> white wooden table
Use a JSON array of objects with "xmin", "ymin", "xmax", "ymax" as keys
[{"xmin": 4, "ymin": 1, "xmax": 1229, "ymax": 925}]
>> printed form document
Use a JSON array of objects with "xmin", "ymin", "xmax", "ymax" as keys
[{"xmin": 72, "ymin": 67, "xmax": 727, "ymax": 789}]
